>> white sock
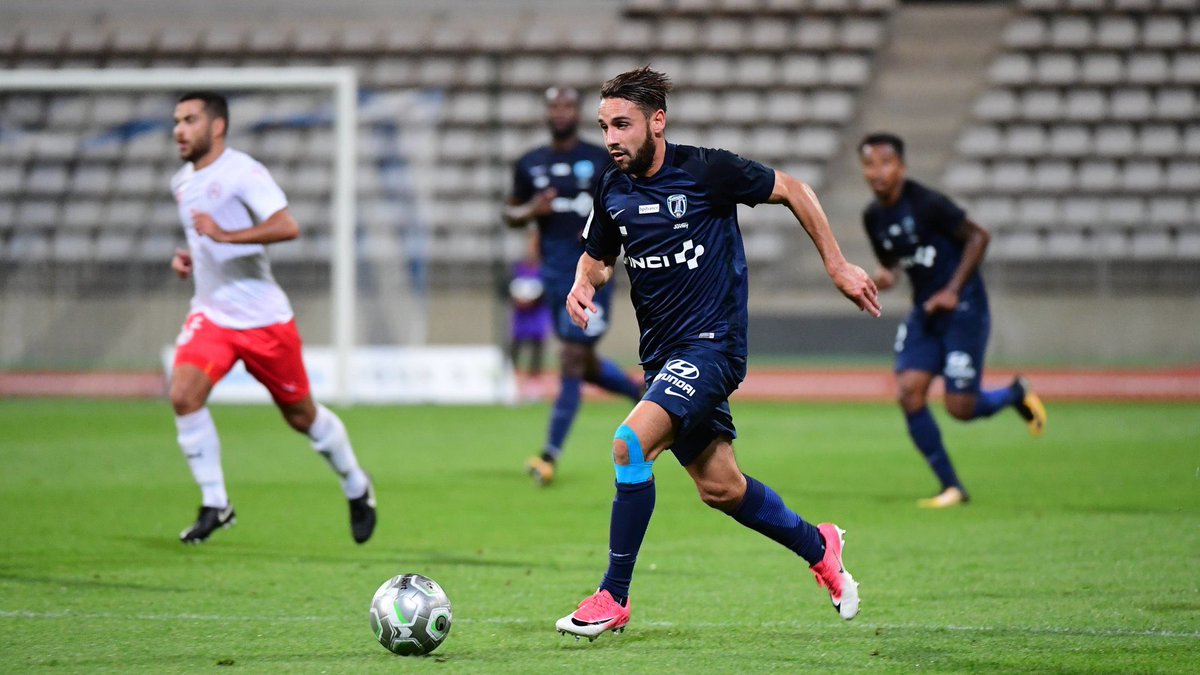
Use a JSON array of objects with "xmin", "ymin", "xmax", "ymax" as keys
[
  {"xmin": 175, "ymin": 407, "xmax": 228, "ymax": 508},
  {"xmin": 308, "ymin": 403, "xmax": 368, "ymax": 499}
]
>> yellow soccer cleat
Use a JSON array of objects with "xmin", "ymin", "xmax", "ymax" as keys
[
  {"xmin": 1013, "ymin": 376, "xmax": 1047, "ymax": 437},
  {"xmin": 524, "ymin": 456, "xmax": 555, "ymax": 487},
  {"xmin": 917, "ymin": 485, "xmax": 969, "ymax": 509}
]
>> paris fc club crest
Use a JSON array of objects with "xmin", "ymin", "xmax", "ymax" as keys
[{"xmin": 667, "ymin": 194, "xmax": 687, "ymax": 219}]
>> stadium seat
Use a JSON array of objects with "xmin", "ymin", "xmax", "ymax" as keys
[
  {"xmin": 1005, "ymin": 125, "xmax": 1048, "ymax": 156},
  {"xmin": 1017, "ymin": 196, "xmax": 1060, "ymax": 228},
  {"xmin": 1110, "ymin": 88, "xmax": 1154, "ymax": 120},
  {"xmin": 1032, "ymin": 160, "xmax": 1075, "ymax": 192},
  {"xmin": 1095, "ymin": 16, "xmax": 1138, "ymax": 49},
  {"xmin": 1154, "ymin": 88, "xmax": 1196, "ymax": 120},
  {"xmin": 1036, "ymin": 53, "xmax": 1078, "ymax": 85},
  {"xmin": 795, "ymin": 19, "xmax": 838, "ymax": 50},
  {"xmin": 974, "ymin": 90, "xmax": 1019, "ymax": 121},
  {"xmin": 719, "ymin": 91, "xmax": 765, "ymax": 124},
  {"xmin": 1047, "ymin": 124, "xmax": 1092, "ymax": 157},
  {"xmin": 25, "ymin": 165, "xmax": 69, "ymax": 196},
  {"xmin": 943, "ymin": 161, "xmax": 988, "ymax": 194},
  {"xmin": 747, "ymin": 18, "xmax": 790, "ymax": 50},
  {"xmin": 1049, "ymin": 16, "xmax": 1092, "ymax": 49},
  {"xmin": 1143, "ymin": 16, "xmax": 1185, "ymax": 49},
  {"xmin": 1103, "ymin": 196, "xmax": 1146, "ymax": 228},
  {"xmin": 1120, "ymin": 160, "xmax": 1164, "ymax": 192},
  {"xmin": 763, "ymin": 91, "xmax": 808, "ymax": 123},
  {"xmin": 1165, "ymin": 160, "xmax": 1200, "ymax": 191},
  {"xmin": 780, "ymin": 54, "xmax": 824, "ymax": 87},
  {"xmin": 1021, "ymin": 89, "xmax": 1064, "ymax": 121},
  {"xmin": 1078, "ymin": 159, "xmax": 1120, "ymax": 191},
  {"xmin": 1004, "ymin": 16, "xmax": 1046, "ymax": 48},
  {"xmin": 992, "ymin": 160, "xmax": 1033, "ymax": 192},
  {"xmin": 1137, "ymin": 125, "xmax": 1181, "ymax": 157},
  {"xmin": 1094, "ymin": 124, "xmax": 1137, "ymax": 157},
  {"xmin": 1080, "ymin": 52, "xmax": 1123, "ymax": 85}
]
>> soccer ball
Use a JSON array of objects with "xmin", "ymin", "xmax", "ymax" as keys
[{"xmin": 369, "ymin": 574, "xmax": 452, "ymax": 656}]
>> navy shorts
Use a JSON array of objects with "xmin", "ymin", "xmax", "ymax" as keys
[
  {"xmin": 894, "ymin": 300, "xmax": 991, "ymax": 394},
  {"xmin": 642, "ymin": 344, "xmax": 746, "ymax": 467},
  {"xmin": 545, "ymin": 281, "xmax": 616, "ymax": 345}
]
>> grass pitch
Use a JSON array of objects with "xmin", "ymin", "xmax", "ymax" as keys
[{"xmin": 1, "ymin": 398, "xmax": 1196, "ymax": 673}]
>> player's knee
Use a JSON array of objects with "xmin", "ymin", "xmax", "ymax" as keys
[
  {"xmin": 897, "ymin": 386, "xmax": 926, "ymax": 413},
  {"xmin": 613, "ymin": 424, "xmax": 653, "ymax": 484},
  {"xmin": 945, "ymin": 398, "xmax": 975, "ymax": 421},
  {"xmin": 169, "ymin": 386, "xmax": 204, "ymax": 416},
  {"xmin": 559, "ymin": 343, "xmax": 587, "ymax": 378}
]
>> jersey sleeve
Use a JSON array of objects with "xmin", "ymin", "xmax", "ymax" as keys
[
  {"xmin": 236, "ymin": 161, "xmax": 289, "ymax": 221},
  {"xmin": 583, "ymin": 179, "xmax": 621, "ymax": 260},
  {"xmin": 705, "ymin": 149, "xmax": 776, "ymax": 207},
  {"xmin": 511, "ymin": 158, "xmax": 534, "ymax": 203},
  {"xmin": 923, "ymin": 188, "xmax": 969, "ymax": 238}
]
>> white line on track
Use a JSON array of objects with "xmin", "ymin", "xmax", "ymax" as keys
[{"xmin": 2, "ymin": 610, "xmax": 1196, "ymax": 639}]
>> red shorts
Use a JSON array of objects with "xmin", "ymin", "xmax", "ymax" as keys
[{"xmin": 173, "ymin": 312, "xmax": 311, "ymax": 405}]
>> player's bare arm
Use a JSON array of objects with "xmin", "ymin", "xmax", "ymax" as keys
[
  {"xmin": 171, "ymin": 248, "xmax": 193, "ymax": 279},
  {"xmin": 566, "ymin": 252, "xmax": 615, "ymax": 329},
  {"xmin": 923, "ymin": 218, "xmax": 990, "ymax": 315},
  {"xmin": 503, "ymin": 189, "xmax": 557, "ymax": 226},
  {"xmin": 768, "ymin": 170, "xmax": 882, "ymax": 317},
  {"xmin": 873, "ymin": 265, "xmax": 897, "ymax": 291},
  {"xmin": 190, "ymin": 207, "xmax": 300, "ymax": 245}
]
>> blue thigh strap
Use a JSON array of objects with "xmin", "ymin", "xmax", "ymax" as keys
[{"xmin": 613, "ymin": 424, "xmax": 654, "ymax": 484}]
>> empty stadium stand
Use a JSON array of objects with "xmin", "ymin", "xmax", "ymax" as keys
[
  {"xmin": 0, "ymin": 0, "xmax": 897, "ymax": 281},
  {"xmin": 945, "ymin": 0, "xmax": 1200, "ymax": 263}
]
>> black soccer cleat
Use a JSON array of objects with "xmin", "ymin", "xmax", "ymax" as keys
[
  {"xmin": 179, "ymin": 504, "xmax": 236, "ymax": 544},
  {"xmin": 349, "ymin": 479, "xmax": 376, "ymax": 544}
]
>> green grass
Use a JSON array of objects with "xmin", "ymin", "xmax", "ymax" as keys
[{"xmin": 1, "ymin": 399, "xmax": 1197, "ymax": 673}]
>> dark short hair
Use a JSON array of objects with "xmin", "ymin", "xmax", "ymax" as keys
[
  {"xmin": 178, "ymin": 91, "xmax": 229, "ymax": 128},
  {"xmin": 600, "ymin": 66, "xmax": 672, "ymax": 117},
  {"xmin": 860, "ymin": 132, "xmax": 904, "ymax": 161}
]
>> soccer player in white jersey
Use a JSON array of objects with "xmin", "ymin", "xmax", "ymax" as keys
[{"xmin": 167, "ymin": 91, "xmax": 375, "ymax": 544}]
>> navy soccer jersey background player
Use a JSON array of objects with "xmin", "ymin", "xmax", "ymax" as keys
[
  {"xmin": 555, "ymin": 67, "xmax": 882, "ymax": 642},
  {"xmin": 504, "ymin": 86, "xmax": 642, "ymax": 487},
  {"xmin": 860, "ymin": 132, "xmax": 1047, "ymax": 509}
]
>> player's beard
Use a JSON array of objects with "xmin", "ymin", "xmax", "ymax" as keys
[
  {"xmin": 182, "ymin": 130, "xmax": 213, "ymax": 164},
  {"xmin": 550, "ymin": 121, "xmax": 577, "ymax": 142},
  {"xmin": 620, "ymin": 127, "xmax": 656, "ymax": 177}
]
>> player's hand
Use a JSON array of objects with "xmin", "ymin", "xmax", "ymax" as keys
[
  {"xmin": 171, "ymin": 248, "xmax": 192, "ymax": 279},
  {"xmin": 922, "ymin": 288, "xmax": 959, "ymax": 315},
  {"xmin": 191, "ymin": 210, "xmax": 230, "ymax": 242},
  {"xmin": 530, "ymin": 189, "xmax": 557, "ymax": 218},
  {"xmin": 829, "ymin": 261, "xmax": 882, "ymax": 317},
  {"xmin": 565, "ymin": 282, "xmax": 597, "ymax": 329}
]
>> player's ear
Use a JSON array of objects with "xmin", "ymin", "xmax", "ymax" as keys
[
  {"xmin": 212, "ymin": 115, "xmax": 227, "ymax": 139},
  {"xmin": 650, "ymin": 109, "xmax": 666, "ymax": 137}
]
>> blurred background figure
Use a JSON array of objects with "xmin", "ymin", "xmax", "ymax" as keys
[
  {"xmin": 504, "ymin": 85, "xmax": 643, "ymax": 487},
  {"xmin": 508, "ymin": 233, "xmax": 551, "ymax": 402}
]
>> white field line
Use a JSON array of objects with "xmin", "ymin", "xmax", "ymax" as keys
[{"xmin": 2, "ymin": 610, "xmax": 1197, "ymax": 640}]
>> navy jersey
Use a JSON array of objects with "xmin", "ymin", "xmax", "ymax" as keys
[
  {"xmin": 862, "ymin": 179, "xmax": 986, "ymax": 307},
  {"xmin": 585, "ymin": 143, "xmax": 775, "ymax": 366},
  {"xmin": 512, "ymin": 140, "xmax": 613, "ymax": 289}
]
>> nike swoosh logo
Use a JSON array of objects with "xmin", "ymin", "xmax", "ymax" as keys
[
  {"xmin": 664, "ymin": 387, "xmax": 689, "ymax": 400},
  {"xmin": 608, "ymin": 209, "xmax": 625, "ymax": 220}
]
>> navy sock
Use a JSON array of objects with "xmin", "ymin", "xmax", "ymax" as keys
[
  {"xmin": 730, "ymin": 474, "xmax": 825, "ymax": 566},
  {"xmin": 905, "ymin": 407, "xmax": 962, "ymax": 490},
  {"xmin": 544, "ymin": 375, "xmax": 582, "ymax": 459},
  {"xmin": 971, "ymin": 383, "xmax": 1020, "ymax": 419},
  {"xmin": 594, "ymin": 357, "xmax": 642, "ymax": 401},
  {"xmin": 599, "ymin": 479, "xmax": 656, "ymax": 603}
]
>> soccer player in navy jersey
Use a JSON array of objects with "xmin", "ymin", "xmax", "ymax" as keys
[
  {"xmin": 505, "ymin": 86, "xmax": 644, "ymax": 487},
  {"xmin": 859, "ymin": 132, "xmax": 1047, "ymax": 509},
  {"xmin": 554, "ymin": 68, "xmax": 881, "ymax": 641}
]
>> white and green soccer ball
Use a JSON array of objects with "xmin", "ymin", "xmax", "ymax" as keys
[{"xmin": 369, "ymin": 574, "xmax": 452, "ymax": 656}]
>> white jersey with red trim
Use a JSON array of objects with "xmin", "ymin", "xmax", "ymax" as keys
[{"xmin": 171, "ymin": 147, "xmax": 294, "ymax": 329}]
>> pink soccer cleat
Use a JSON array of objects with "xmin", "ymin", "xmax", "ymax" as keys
[
  {"xmin": 809, "ymin": 523, "xmax": 861, "ymax": 620},
  {"xmin": 555, "ymin": 589, "xmax": 631, "ymax": 641}
]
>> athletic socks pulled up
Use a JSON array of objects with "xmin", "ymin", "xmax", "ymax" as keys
[
  {"xmin": 544, "ymin": 374, "xmax": 583, "ymax": 460},
  {"xmin": 971, "ymin": 382, "xmax": 1021, "ymax": 419},
  {"xmin": 308, "ymin": 403, "xmax": 368, "ymax": 499},
  {"xmin": 599, "ymin": 478, "xmax": 656, "ymax": 604},
  {"xmin": 905, "ymin": 407, "xmax": 963, "ymax": 490},
  {"xmin": 730, "ymin": 474, "xmax": 825, "ymax": 566},
  {"xmin": 175, "ymin": 407, "xmax": 227, "ymax": 508}
]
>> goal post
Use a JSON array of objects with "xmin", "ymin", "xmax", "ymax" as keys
[{"xmin": 0, "ymin": 67, "xmax": 359, "ymax": 403}]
